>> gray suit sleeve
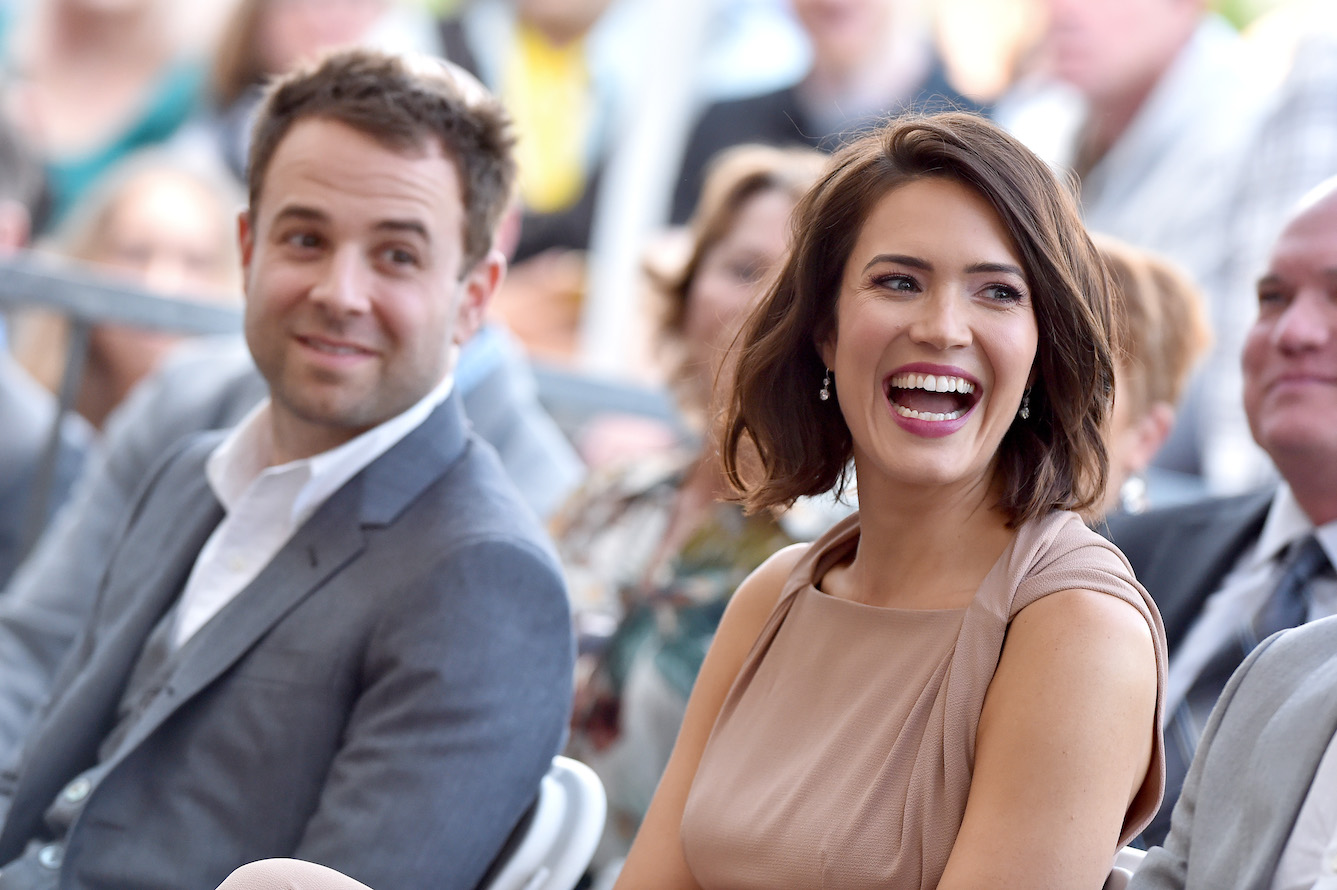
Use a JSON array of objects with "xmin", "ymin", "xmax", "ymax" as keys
[
  {"xmin": 1128, "ymin": 633, "xmax": 1284, "ymax": 890},
  {"xmin": 292, "ymin": 536, "xmax": 575, "ymax": 890}
]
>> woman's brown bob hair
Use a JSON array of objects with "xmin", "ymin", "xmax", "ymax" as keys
[{"xmin": 722, "ymin": 112, "xmax": 1115, "ymax": 527}]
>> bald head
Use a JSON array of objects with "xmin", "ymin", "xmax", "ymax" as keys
[{"xmin": 1242, "ymin": 175, "xmax": 1337, "ymax": 521}]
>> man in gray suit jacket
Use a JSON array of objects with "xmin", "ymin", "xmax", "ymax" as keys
[
  {"xmin": 1114, "ymin": 177, "xmax": 1337, "ymax": 882},
  {"xmin": 0, "ymin": 49, "xmax": 574, "ymax": 890},
  {"xmin": 1128, "ymin": 617, "xmax": 1337, "ymax": 889}
]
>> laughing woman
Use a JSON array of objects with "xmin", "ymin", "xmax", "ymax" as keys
[{"xmin": 614, "ymin": 113, "xmax": 1166, "ymax": 890}]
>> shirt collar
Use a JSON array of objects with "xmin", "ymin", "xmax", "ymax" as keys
[
  {"xmin": 1252, "ymin": 484, "xmax": 1337, "ymax": 571},
  {"xmin": 206, "ymin": 370, "xmax": 455, "ymax": 520}
]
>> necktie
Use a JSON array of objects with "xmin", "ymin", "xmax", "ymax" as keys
[{"xmin": 1147, "ymin": 534, "xmax": 1331, "ymax": 846}]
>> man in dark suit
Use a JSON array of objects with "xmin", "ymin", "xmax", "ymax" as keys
[
  {"xmin": 1107, "ymin": 176, "xmax": 1337, "ymax": 852},
  {"xmin": 0, "ymin": 49, "xmax": 574, "ymax": 890}
]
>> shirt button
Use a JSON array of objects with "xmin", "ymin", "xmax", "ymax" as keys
[
  {"xmin": 37, "ymin": 844, "xmax": 62, "ymax": 869},
  {"xmin": 61, "ymin": 777, "xmax": 91, "ymax": 803}
]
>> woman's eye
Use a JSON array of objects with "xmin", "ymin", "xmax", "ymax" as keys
[
  {"xmin": 729, "ymin": 261, "xmax": 763, "ymax": 284},
  {"xmin": 984, "ymin": 283, "xmax": 1023, "ymax": 303},
  {"xmin": 876, "ymin": 274, "xmax": 918, "ymax": 292}
]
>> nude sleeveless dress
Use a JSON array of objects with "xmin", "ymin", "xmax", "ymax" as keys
[{"xmin": 679, "ymin": 509, "xmax": 1167, "ymax": 889}]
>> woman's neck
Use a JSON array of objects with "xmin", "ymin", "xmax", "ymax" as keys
[{"xmin": 828, "ymin": 472, "xmax": 1015, "ymax": 610}]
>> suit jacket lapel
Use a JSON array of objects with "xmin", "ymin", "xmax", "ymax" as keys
[
  {"xmin": 1155, "ymin": 492, "xmax": 1272, "ymax": 650},
  {"xmin": 103, "ymin": 395, "xmax": 470, "ymax": 762}
]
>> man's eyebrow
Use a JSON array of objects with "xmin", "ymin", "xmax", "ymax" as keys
[
  {"xmin": 273, "ymin": 205, "xmax": 329, "ymax": 225},
  {"xmin": 373, "ymin": 219, "xmax": 430, "ymax": 241}
]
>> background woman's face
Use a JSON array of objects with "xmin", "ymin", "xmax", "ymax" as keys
[{"xmin": 681, "ymin": 187, "xmax": 795, "ymax": 381}]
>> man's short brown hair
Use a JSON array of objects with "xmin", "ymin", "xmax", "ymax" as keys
[
  {"xmin": 247, "ymin": 48, "xmax": 517, "ymax": 270},
  {"xmin": 722, "ymin": 112, "xmax": 1116, "ymax": 526}
]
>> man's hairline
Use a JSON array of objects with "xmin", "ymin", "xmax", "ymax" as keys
[{"xmin": 245, "ymin": 114, "xmax": 482, "ymax": 272}]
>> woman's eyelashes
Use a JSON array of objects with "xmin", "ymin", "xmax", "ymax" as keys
[
  {"xmin": 868, "ymin": 272, "xmax": 1028, "ymax": 305},
  {"xmin": 982, "ymin": 282, "xmax": 1027, "ymax": 304},
  {"xmin": 871, "ymin": 272, "xmax": 921, "ymax": 293}
]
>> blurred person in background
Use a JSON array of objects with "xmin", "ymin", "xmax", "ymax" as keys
[
  {"xmin": 1196, "ymin": 1, "xmax": 1337, "ymax": 494},
  {"xmin": 554, "ymin": 143, "xmax": 824, "ymax": 876},
  {"xmin": 1097, "ymin": 234, "xmax": 1212, "ymax": 516},
  {"xmin": 670, "ymin": 0, "xmax": 984, "ymax": 225},
  {"xmin": 0, "ymin": 0, "xmax": 208, "ymax": 230},
  {"xmin": 1018, "ymin": 0, "xmax": 1272, "ymax": 493},
  {"xmin": 11, "ymin": 150, "xmax": 241, "ymax": 429},
  {"xmin": 437, "ymin": 0, "xmax": 630, "ymax": 262},
  {"xmin": 0, "ymin": 114, "xmax": 89, "ymax": 589},
  {"xmin": 179, "ymin": 0, "xmax": 432, "ymax": 183}
]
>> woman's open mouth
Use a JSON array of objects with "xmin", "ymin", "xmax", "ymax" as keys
[{"xmin": 885, "ymin": 372, "xmax": 980, "ymax": 422}]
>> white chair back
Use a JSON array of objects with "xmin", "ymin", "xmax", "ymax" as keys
[
  {"xmin": 483, "ymin": 756, "xmax": 607, "ymax": 890},
  {"xmin": 1104, "ymin": 845, "xmax": 1148, "ymax": 890}
]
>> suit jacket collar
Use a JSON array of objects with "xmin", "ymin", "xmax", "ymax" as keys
[
  {"xmin": 85, "ymin": 395, "xmax": 469, "ymax": 771},
  {"xmin": 115, "ymin": 393, "xmax": 471, "ymax": 755}
]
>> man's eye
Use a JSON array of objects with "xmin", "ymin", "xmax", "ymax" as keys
[
  {"xmin": 1257, "ymin": 288, "xmax": 1288, "ymax": 308},
  {"xmin": 383, "ymin": 248, "xmax": 418, "ymax": 267},
  {"xmin": 285, "ymin": 232, "xmax": 322, "ymax": 250}
]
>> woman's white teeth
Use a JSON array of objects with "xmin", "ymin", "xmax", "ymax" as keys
[
  {"xmin": 893, "ymin": 404, "xmax": 965, "ymax": 422},
  {"xmin": 889, "ymin": 373, "xmax": 975, "ymax": 394}
]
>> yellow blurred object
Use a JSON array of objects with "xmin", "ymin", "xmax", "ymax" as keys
[{"xmin": 502, "ymin": 23, "xmax": 592, "ymax": 214}]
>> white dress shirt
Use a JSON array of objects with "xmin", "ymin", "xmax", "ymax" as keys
[
  {"xmin": 1272, "ymin": 731, "xmax": 1337, "ymax": 890},
  {"xmin": 170, "ymin": 372, "xmax": 454, "ymax": 649},
  {"xmin": 1164, "ymin": 485, "xmax": 1337, "ymax": 719}
]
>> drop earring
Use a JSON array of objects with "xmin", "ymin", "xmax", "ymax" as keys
[
  {"xmin": 1018, "ymin": 387, "xmax": 1031, "ymax": 420},
  {"xmin": 819, "ymin": 368, "xmax": 832, "ymax": 401}
]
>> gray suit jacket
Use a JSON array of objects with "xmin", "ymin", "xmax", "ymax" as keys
[
  {"xmin": 0, "ymin": 329, "xmax": 582, "ymax": 766},
  {"xmin": 1128, "ymin": 616, "xmax": 1337, "ymax": 890},
  {"xmin": 0, "ymin": 393, "xmax": 575, "ymax": 890}
]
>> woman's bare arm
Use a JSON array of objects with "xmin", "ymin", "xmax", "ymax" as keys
[
  {"xmin": 612, "ymin": 543, "xmax": 808, "ymax": 890},
  {"xmin": 937, "ymin": 588, "xmax": 1158, "ymax": 890}
]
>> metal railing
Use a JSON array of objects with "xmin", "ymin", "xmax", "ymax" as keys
[{"xmin": 0, "ymin": 256, "xmax": 243, "ymax": 560}]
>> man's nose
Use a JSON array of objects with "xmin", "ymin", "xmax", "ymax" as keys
[
  {"xmin": 310, "ymin": 246, "xmax": 371, "ymax": 314},
  {"xmin": 1274, "ymin": 288, "xmax": 1333, "ymax": 352}
]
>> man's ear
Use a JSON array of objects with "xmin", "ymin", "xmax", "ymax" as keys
[
  {"xmin": 237, "ymin": 210, "xmax": 254, "ymax": 281},
  {"xmin": 454, "ymin": 247, "xmax": 506, "ymax": 344}
]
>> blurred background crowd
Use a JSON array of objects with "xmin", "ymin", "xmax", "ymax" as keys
[{"xmin": 0, "ymin": 0, "xmax": 1334, "ymax": 882}]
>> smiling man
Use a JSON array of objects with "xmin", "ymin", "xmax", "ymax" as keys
[
  {"xmin": 1107, "ymin": 177, "xmax": 1337, "ymax": 858},
  {"xmin": 0, "ymin": 50, "xmax": 573, "ymax": 890}
]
